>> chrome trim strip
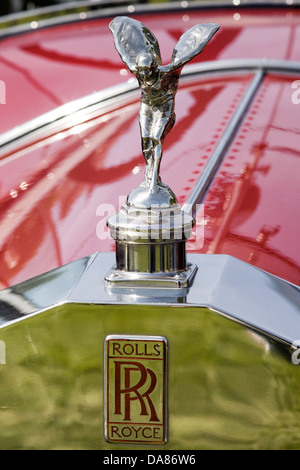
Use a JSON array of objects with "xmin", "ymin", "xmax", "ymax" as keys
[
  {"xmin": 186, "ymin": 58, "xmax": 300, "ymax": 76},
  {"xmin": 0, "ymin": 1, "xmax": 299, "ymax": 38},
  {"xmin": 182, "ymin": 68, "xmax": 264, "ymax": 214},
  {"xmin": 1, "ymin": 252, "xmax": 300, "ymax": 349},
  {"xmin": 0, "ymin": 0, "xmax": 128, "ymax": 32},
  {"xmin": 0, "ymin": 81, "xmax": 140, "ymax": 150},
  {"xmin": 183, "ymin": 59, "xmax": 300, "ymax": 214},
  {"xmin": 6, "ymin": 0, "xmax": 127, "ymax": 17},
  {"xmin": 1, "ymin": 59, "xmax": 300, "ymax": 151},
  {"xmin": 0, "ymin": 254, "xmax": 96, "ymax": 325}
]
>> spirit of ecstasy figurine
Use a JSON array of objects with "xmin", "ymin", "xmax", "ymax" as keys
[
  {"xmin": 110, "ymin": 16, "xmax": 219, "ymax": 206},
  {"xmin": 106, "ymin": 16, "xmax": 220, "ymax": 285}
]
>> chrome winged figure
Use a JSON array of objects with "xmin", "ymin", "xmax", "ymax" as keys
[{"xmin": 110, "ymin": 16, "xmax": 219, "ymax": 195}]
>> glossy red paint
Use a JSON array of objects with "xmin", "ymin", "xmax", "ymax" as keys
[
  {"xmin": 0, "ymin": 7, "xmax": 300, "ymax": 134},
  {"xmin": 191, "ymin": 73, "xmax": 300, "ymax": 285},
  {"xmin": 0, "ymin": 72, "xmax": 253, "ymax": 287},
  {"xmin": 0, "ymin": 7, "xmax": 300, "ymax": 289}
]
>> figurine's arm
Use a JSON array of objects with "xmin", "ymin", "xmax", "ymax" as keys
[
  {"xmin": 160, "ymin": 23, "xmax": 220, "ymax": 74},
  {"xmin": 109, "ymin": 16, "xmax": 162, "ymax": 74}
]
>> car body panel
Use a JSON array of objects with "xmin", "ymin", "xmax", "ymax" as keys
[
  {"xmin": 1, "ymin": 300, "xmax": 300, "ymax": 450},
  {"xmin": 1, "ymin": 67, "xmax": 300, "ymax": 287},
  {"xmin": 192, "ymin": 72, "xmax": 300, "ymax": 285},
  {"xmin": 0, "ymin": 2, "xmax": 300, "ymax": 450},
  {"xmin": 1, "ymin": 6, "xmax": 300, "ymax": 134}
]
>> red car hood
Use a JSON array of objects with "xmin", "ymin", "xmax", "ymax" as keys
[{"xmin": 0, "ymin": 5, "xmax": 299, "ymax": 288}]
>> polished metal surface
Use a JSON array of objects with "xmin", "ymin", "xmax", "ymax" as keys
[
  {"xmin": 1, "ymin": 298, "xmax": 300, "ymax": 450},
  {"xmin": 106, "ymin": 16, "xmax": 219, "ymax": 282},
  {"xmin": 1, "ymin": 1, "xmax": 299, "ymax": 39},
  {"xmin": 106, "ymin": 201, "xmax": 196, "ymax": 286},
  {"xmin": 0, "ymin": 254, "xmax": 95, "ymax": 325},
  {"xmin": 0, "ymin": 81, "xmax": 140, "ymax": 150},
  {"xmin": 1, "ymin": 252, "xmax": 300, "ymax": 349},
  {"xmin": 104, "ymin": 335, "xmax": 168, "ymax": 445},
  {"xmin": 1, "ymin": 59, "xmax": 300, "ymax": 151},
  {"xmin": 1, "ymin": 251, "xmax": 300, "ymax": 449},
  {"xmin": 110, "ymin": 16, "xmax": 219, "ymax": 193},
  {"xmin": 105, "ymin": 259, "xmax": 198, "ymax": 288}
]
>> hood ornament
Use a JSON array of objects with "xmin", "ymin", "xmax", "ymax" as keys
[{"xmin": 106, "ymin": 16, "xmax": 219, "ymax": 288}]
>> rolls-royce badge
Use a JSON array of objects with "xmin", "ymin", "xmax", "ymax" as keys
[{"xmin": 104, "ymin": 335, "xmax": 168, "ymax": 444}]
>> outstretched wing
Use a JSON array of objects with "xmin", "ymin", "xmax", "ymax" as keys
[
  {"xmin": 168, "ymin": 23, "xmax": 219, "ymax": 70},
  {"xmin": 109, "ymin": 16, "xmax": 162, "ymax": 74}
]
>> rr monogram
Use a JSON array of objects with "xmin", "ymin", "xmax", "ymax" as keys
[
  {"xmin": 114, "ymin": 361, "xmax": 159, "ymax": 422},
  {"xmin": 105, "ymin": 335, "xmax": 168, "ymax": 444}
]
